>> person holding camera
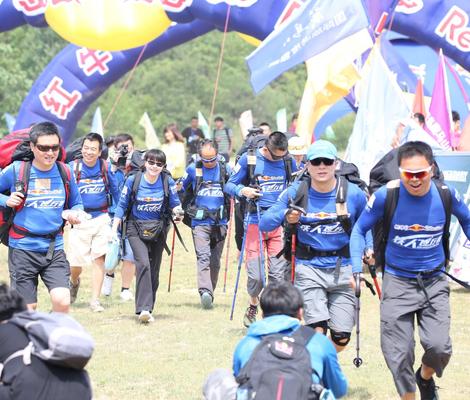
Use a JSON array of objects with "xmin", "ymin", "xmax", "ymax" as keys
[
  {"xmin": 111, "ymin": 149, "xmax": 183, "ymax": 323},
  {"xmin": 103, "ymin": 133, "xmax": 137, "ymax": 302},
  {"xmin": 68, "ymin": 133, "xmax": 120, "ymax": 312}
]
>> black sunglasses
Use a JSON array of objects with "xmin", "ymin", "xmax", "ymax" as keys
[
  {"xmin": 35, "ymin": 144, "xmax": 61, "ymax": 153},
  {"xmin": 146, "ymin": 160, "xmax": 165, "ymax": 167},
  {"xmin": 266, "ymin": 146, "xmax": 286, "ymax": 161},
  {"xmin": 309, "ymin": 158, "xmax": 335, "ymax": 166}
]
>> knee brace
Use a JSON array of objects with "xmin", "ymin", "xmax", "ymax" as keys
[
  {"xmin": 308, "ymin": 321, "xmax": 328, "ymax": 335},
  {"xmin": 330, "ymin": 330, "xmax": 351, "ymax": 347}
]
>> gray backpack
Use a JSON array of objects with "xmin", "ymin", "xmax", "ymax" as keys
[{"xmin": 9, "ymin": 311, "xmax": 94, "ymax": 370}]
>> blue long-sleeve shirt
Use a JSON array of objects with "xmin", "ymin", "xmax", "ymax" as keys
[
  {"xmin": 69, "ymin": 159, "xmax": 120, "ymax": 218},
  {"xmin": 259, "ymin": 179, "xmax": 371, "ymax": 269},
  {"xmin": 0, "ymin": 161, "xmax": 83, "ymax": 252},
  {"xmin": 180, "ymin": 162, "xmax": 231, "ymax": 227},
  {"xmin": 350, "ymin": 180, "xmax": 470, "ymax": 277},
  {"xmin": 224, "ymin": 149, "xmax": 295, "ymax": 224},
  {"xmin": 233, "ymin": 315, "xmax": 348, "ymax": 398},
  {"xmin": 114, "ymin": 173, "xmax": 180, "ymax": 220}
]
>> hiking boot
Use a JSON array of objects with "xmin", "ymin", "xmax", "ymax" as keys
[
  {"xmin": 138, "ymin": 310, "xmax": 153, "ymax": 323},
  {"xmin": 90, "ymin": 300, "xmax": 104, "ymax": 313},
  {"xmin": 101, "ymin": 274, "xmax": 114, "ymax": 296},
  {"xmin": 416, "ymin": 367, "xmax": 439, "ymax": 400},
  {"xmin": 120, "ymin": 289, "xmax": 134, "ymax": 301},
  {"xmin": 243, "ymin": 305, "xmax": 258, "ymax": 328},
  {"xmin": 200, "ymin": 292, "xmax": 213, "ymax": 309},
  {"xmin": 69, "ymin": 279, "xmax": 80, "ymax": 304}
]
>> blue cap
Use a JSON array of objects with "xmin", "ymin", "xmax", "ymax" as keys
[{"xmin": 306, "ymin": 140, "xmax": 337, "ymax": 161}]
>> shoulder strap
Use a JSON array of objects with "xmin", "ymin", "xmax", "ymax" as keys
[
  {"xmin": 433, "ymin": 180, "xmax": 452, "ymax": 264},
  {"xmin": 283, "ymin": 155, "xmax": 293, "ymax": 185},
  {"xmin": 293, "ymin": 325, "xmax": 316, "ymax": 345},
  {"xmin": 56, "ymin": 162, "xmax": 71, "ymax": 210},
  {"xmin": 381, "ymin": 180, "xmax": 401, "ymax": 267},
  {"xmin": 99, "ymin": 158, "xmax": 110, "ymax": 193},
  {"xmin": 126, "ymin": 172, "xmax": 143, "ymax": 220},
  {"xmin": 74, "ymin": 159, "xmax": 82, "ymax": 183},
  {"xmin": 335, "ymin": 176, "xmax": 351, "ymax": 236},
  {"xmin": 225, "ymin": 128, "xmax": 232, "ymax": 146},
  {"xmin": 14, "ymin": 161, "xmax": 32, "ymax": 214}
]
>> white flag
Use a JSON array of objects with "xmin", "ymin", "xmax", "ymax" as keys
[{"xmin": 139, "ymin": 112, "xmax": 161, "ymax": 149}]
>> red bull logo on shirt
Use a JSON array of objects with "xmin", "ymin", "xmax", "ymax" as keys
[{"xmin": 394, "ymin": 223, "xmax": 442, "ymax": 232}]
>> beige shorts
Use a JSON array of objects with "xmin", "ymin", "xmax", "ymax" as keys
[{"xmin": 66, "ymin": 213, "xmax": 111, "ymax": 266}]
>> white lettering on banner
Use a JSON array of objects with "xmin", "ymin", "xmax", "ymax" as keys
[
  {"xmin": 443, "ymin": 170, "xmax": 468, "ymax": 183},
  {"xmin": 76, "ymin": 48, "xmax": 113, "ymax": 76},
  {"xmin": 275, "ymin": 0, "xmax": 307, "ymax": 30},
  {"xmin": 425, "ymin": 115, "xmax": 452, "ymax": 149},
  {"xmin": 395, "ymin": 0, "xmax": 423, "ymax": 15},
  {"xmin": 392, "ymin": 233, "xmax": 442, "ymax": 249},
  {"xmin": 39, "ymin": 77, "xmax": 82, "ymax": 120},
  {"xmin": 435, "ymin": 6, "xmax": 470, "ymax": 52}
]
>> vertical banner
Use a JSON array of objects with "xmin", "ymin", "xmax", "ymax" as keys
[{"xmin": 276, "ymin": 108, "xmax": 287, "ymax": 132}]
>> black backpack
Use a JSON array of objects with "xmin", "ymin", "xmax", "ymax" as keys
[
  {"xmin": 181, "ymin": 156, "xmax": 231, "ymax": 227},
  {"xmin": 236, "ymin": 326, "xmax": 324, "ymax": 400},
  {"xmin": 368, "ymin": 148, "xmax": 447, "ymax": 269}
]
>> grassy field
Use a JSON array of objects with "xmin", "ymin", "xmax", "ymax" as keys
[{"xmin": 0, "ymin": 228, "xmax": 469, "ymax": 400}]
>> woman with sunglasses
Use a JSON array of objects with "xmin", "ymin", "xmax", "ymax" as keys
[
  {"xmin": 259, "ymin": 140, "xmax": 371, "ymax": 354},
  {"xmin": 111, "ymin": 149, "xmax": 183, "ymax": 323}
]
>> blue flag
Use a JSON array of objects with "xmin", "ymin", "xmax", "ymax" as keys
[{"xmin": 246, "ymin": 0, "xmax": 370, "ymax": 94}]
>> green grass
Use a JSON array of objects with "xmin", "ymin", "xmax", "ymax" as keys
[{"xmin": 1, "ymin": 230, "xmax": 469, "ymax": 399}]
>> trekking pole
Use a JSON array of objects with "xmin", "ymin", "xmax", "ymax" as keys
[
  {"xmin": 368, "ymin": 264, "xmax": 382, "ymax": 299},
  {"xmin": 254, "ymin": 200, "xmax": 266, "ymax": 287},
  {"xmin": 230, "ymin": 218, "xmax": 248, "ymax": 320},
  {"xmin": 223, "ymin": 197, "xmax": 235, "ymax": 292},
  {"xmin": 167, "ymin": 226, "xmax": 177, "ymax": 292},
  {"xmin": 287, "ymin": 202, "xmax": 306, "ymax": 284},
  {"xmin": 353, "ymin": 273, "xmax": 363, "ymax": 368}
]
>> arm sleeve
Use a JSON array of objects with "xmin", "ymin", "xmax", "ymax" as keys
[
  {"xmin": 114, "ymin": 177, "xmax": 133, "ymax": 219},
  {"xmin": 181, "ymin": 166, "xmax": 194, "ymax": 191},
  {"xmin": 320, "ymin": 339, "xmax": 348, "ymax": 398},
  {"xmin": 350, "ymin": 192, "xmax": 385, "ymax": 273},
  {"xmin": 259, "ymin": 185, "xmax": 296, "ymax": 232},
  {"xmin": 168, "ymin": 178, "xmax": 181, "ymax": 208},
  {"xmin": 224, "ymin": 155, "xmax": 248, "ymax": 197},
  {"xmin": 353, "ymin": 189, "xmax": 373, "ymax": 249},
  {"xmin": 0, "ymin": 165, "xmax": 15, "ymax": 207},
  {"xmin": 450, "ymin": 186, "xmax": 470, "ymax": 239},
  {"xmin": 68, "ymin": 165, "xmax": 84, "ymax": 211}
]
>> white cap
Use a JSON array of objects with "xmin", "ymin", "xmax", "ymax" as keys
[{"xmin": 288, "ymin": 136, "xmax": 307, "ymax": 155}]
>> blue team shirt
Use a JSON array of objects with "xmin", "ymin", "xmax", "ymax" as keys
[
  {"xmin": 350, "ymin": 181, "xmax": 470, "ymax": 276},
  {"xmin": 69, "ymin": 159, "xmax": 120, "ymax": 219},
  {"xmin": 0, "ymin": 161, "xmax": 83, "ymax": 252},
  {"xmin": 181, "ymin": 162, "xmax": 231, "ymax": 227},
  {"xmin": 260, "ymin": 179, "xmax": 371, "ymax": 268},
  {"xmin": 224, "ymin": 149, "xmax": 295, "ymax": 224},
  {"xmin": 114, "ymin": 173, "xmax": 180, "ymax": 220}
]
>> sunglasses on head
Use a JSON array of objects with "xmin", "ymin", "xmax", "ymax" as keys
[
  {"xmin": 399, "ymin": 166, "xmax": 432, "ymax": 180},
  {"xmin": 146, "ymin": 160, "xmax": 165, "ymax": 167},
  {"xmin": 267, "ymin": 146, "xmax": 286, "ymax": 161},
  {"xmin": 201, "ymin": 155, "xmax": 217, "ymax": 163},
  {"xmin": 35, "ymin": 144, "xmax": 60, "ymax": 153},
  {"xmin": 309, "ymin": 157, "xmax": 335, "ymax": 166}
]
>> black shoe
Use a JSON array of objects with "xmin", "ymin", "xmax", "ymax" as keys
[
  {"xmin": 243, "ymin": 305, "xmax": 258, "ymax": 328},
  {"xmin": 416, "ymin": 367, "xmax": 439, "ymax": 400}
]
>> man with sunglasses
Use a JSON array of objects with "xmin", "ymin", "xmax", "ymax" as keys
[
  {"xmin": 351, "ymin": 141, "xmax": 470, "ymax": 400},
  {"xmin": 0, "ymin": 122, "xmax": 83, "ymax": 313},
  {"xmin": 180, "ymin": 140, "xmax": 231, "ymax": 309},
  {"xmin": 225, "ymin": 131, "xmax": 294, "ymax": 327},
  {"xmin": 259, "ymin": 140, "xmax": 370, "ymax": 353}
]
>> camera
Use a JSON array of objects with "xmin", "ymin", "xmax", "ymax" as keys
[
  {"xmin": 247, "ymin": 127, "xmax": 263, "ymax": 138},
  {"xmin": 117, "ymin": 144, "xmax": 129, "ymax": 167}
]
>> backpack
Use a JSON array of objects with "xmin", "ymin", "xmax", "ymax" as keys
[
  {"xmin": 181, "ymin": 156, "xmax": 231, "ymax": 227},
  {"xmin": 8, "ymin": 310, "xmax": 94, "ymax": 370},
  {"xmin": 0, "ymin": 161, "xmax": 71, "ymax": 247},
  {"xmin": 73, "ymin": 158, "xmax": 112, "ymax": 213},
  {"xmin": 0, "ymin": 128, "xmax": 66, "ymax": 169},
  {"xmin": 235, "ymin": 325, "xmax": 324, "ymax": 400},
  {"xmin": 368, "ymin": 148, "xmax": 446, "ymax": 269},
  {"xmin": 213, "ymin": 127, "xmax": 232, "ymax": 149}
]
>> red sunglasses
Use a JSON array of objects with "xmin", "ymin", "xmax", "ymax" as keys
[{"xmin": 399, "ymin": 166, "xmax": 432, "ymax": 180}]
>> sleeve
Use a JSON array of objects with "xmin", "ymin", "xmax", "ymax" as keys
[
  {"xmin": 168, "ymin": 177, "xmax": 181, "ymax": 209},
  {"xmin": 0, "ymin": 164, "xmax": 15, "ymax": 207},
  {"xmin": 67, "ymin": 165, "xmax": 84, "ymax": 211},
  {"xmin": 318, "ymin": 338, "xmax": 348, "ymax": 398},
  {"xmin": 450, "ymin": 185, "xmax": 470, "ymax": 239},
  {"xmin": 350, "ymin": 190, "xmax": 386, "ymax": 273},
  {"xmin": 352, "ymin": 188, "xmax": 373, "ymax": 250},
  {"xmin": 259, "ymin": 185, "xmax": 297, "ymax": 232},
  {"xmin": 224, "ymin": 154, "xmax": 248, "ymax": 197},
  {"xmin": 180, "ymin": 166, "xmax": 194, "ymax": 191},
  {"xmin": 114, "ymin": 176, "xmax": 134, "ymax": 219}
]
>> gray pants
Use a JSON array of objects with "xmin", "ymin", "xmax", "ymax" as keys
[
  {"xmin": 295, "ymin": 263, "xmax": 355, "ymax": 333},
  {"xmin": 192, "ymin": 225, "xmax": 227, "ymax": 296},
  {"xmin": 380, "ymin": 273, "xmax": 452, "ymax": 396}
]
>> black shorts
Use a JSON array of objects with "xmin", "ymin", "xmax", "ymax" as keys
[{"xmin": 8, "ymin": 248, "xmax": 70, "ymax": 304}]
